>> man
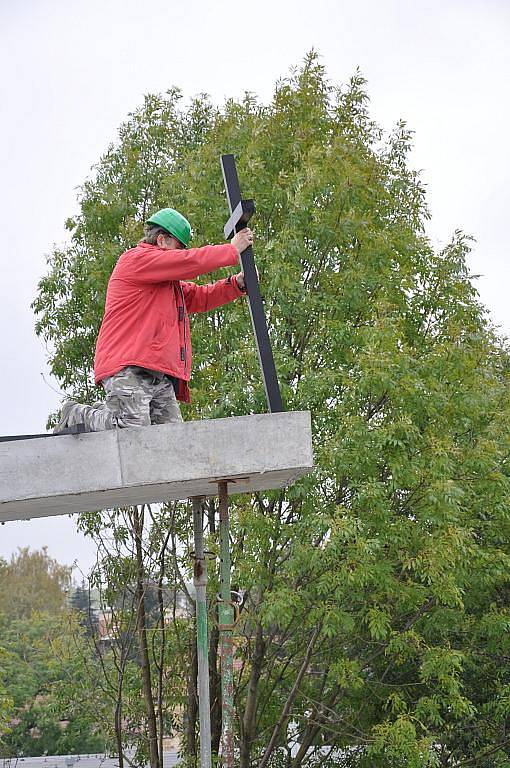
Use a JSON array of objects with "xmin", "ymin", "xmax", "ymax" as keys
[{"xmin": 54, "ymin": 207, "xmax": 253, "ymax": 433}]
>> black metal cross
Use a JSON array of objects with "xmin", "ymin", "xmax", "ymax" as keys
[{"xmin": 220, "ymin": 154, "xmax": 284, "ymax": 413}]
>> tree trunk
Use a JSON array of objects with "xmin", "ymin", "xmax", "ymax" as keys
[
  {"xmin": 114, "ymin": 696, "xmax": 124, "ymax": 768},
  {"xmin": 291, "ymin": 672, "xmax": 332, "ymax": 768},
  {"xmin": 292, "ymin": 723, "xmax": 321, "ymax": 768},
  {"xmin": 156, "ymin": 526, "xmax": 172, "ymax": 767},
  {"xmin": 259, "ymin": 624, "xmax": 321, "ymax": 768},
  {"xmin": 184, "ymin": 619, "xmax": 199, "ymax": 762},
  {"xmin": 133, "ymin": 506, "xmax": 161, "ymax": 768},
  {"xmin": 209, "ymin": 623, "xmax": 222, "ymax": 755},
  {"xmin": 240, "ymin": 622, "xmax": 265, "ymax": 768}
]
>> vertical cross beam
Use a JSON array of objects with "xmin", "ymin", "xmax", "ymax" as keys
[{"xmin": 221, "ymin": 154, "xmax": 284, "ymax": 413}]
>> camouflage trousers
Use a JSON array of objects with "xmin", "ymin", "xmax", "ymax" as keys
[{"xmin": 64, "ymin": 366, "xmax": 182, "ymax": 432}]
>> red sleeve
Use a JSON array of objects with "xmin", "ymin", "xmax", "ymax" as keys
[
  {"xmin": 181, "ymin": 276, "xmax": 245, "ymax": 313},
  {"xmin": 118, "ymin": 243, "xmax": 240, "ymax": 283}
]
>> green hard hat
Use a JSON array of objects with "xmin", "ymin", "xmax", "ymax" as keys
[{"xmin": 146, "ymin": 208, "xmax": 192, "ymax": 247}]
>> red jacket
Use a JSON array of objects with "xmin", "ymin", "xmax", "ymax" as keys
[{"xmin": 94, "ymin": 241, "xmax": 243, "ymax": 402}]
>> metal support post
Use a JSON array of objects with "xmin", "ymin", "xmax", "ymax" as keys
[
  {"xmin": 218, "ymin": 481, "xmax": 235, "ymax": 767},
  {"xmin": 192, "ymin": 496, "xmax": 212, "ymax": 768}
]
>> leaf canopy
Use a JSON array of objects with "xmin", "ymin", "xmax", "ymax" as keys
[{"xmin": 33, "ymin": 52, "xmax": 510, "ymax": 766}]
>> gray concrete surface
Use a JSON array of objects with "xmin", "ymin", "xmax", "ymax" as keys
[{"xmin": 0, "ymin": 412, "xmax": 313, "ymax": 522}]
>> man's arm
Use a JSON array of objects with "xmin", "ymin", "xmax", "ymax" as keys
[
  {"xmin": 181, "ymin": 274, "xmax": 246, "ymax": 314},
  {"xmin": 120, "ymin": 229, "xmax": 253, "ymax": 284},
  {"xmin": 122, "ymin": 243, "xmax": 240, "ymax": 283}
]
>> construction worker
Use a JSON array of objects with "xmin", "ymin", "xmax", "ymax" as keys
[{"xmin": 54, "ymin": 208, "xmax": 253, "ymax": 433}]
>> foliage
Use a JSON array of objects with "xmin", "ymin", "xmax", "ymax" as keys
[
  {"xmin": 0, "ymin": 650, "xmax": 13, "ymax": 745},
  {"xmin": 0, "ymin": 551, "xmax": 105, "ymax": 756},
  {"xmin": 69, "ymin": 581, "xmax": 100, "ymax": 636},
  {"xmin": 0, "ymin": 612, "xmax": 105, "ymax": 757},
  {"xmin": 32, "ymin": 52, "xmax": 510, "ymax": 767},
  {"xmin": 0, "ymin": 548, "xmax": 72, "ymax": 620},
  {"xmin": 72, "ymin": 504, "xmax": 192, "ymax": 768}
]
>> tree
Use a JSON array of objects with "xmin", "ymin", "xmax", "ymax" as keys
[
  {"xmin": 33, "ymin": 52, "xmax": 510, "ymax": 767},
  {"xmin": 69, "ymin": 581, "xmax": 100, "ymax": 636},
  {"xmin": 0, "ymin": 548, "xmax": 72, "ymax": 620},
  {"xmin": 66, "ymin": 503, "xmax": 193, "ymax": 768},
  {"xmin": 0, "ymin": 651, "xmax": 13, "ymax": 747},
  {"xmin": 0, "ymin": 612, "xmax": 106, "ymax": 757}
]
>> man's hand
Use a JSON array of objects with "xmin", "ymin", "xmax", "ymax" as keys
[
  {"xmin": 231, "ymin": 227, "xmax": 254, "ymax": 255},
  {"xmin": 235, "ymin": 266, "xmax": 259, "ymax": 292},
  {"xmin": 236, "ymin": 273, "xmax": 246, "ymax": 292}
]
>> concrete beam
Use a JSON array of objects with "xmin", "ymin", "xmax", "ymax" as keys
[{"xmin": 0, "ymin": 412, "xmax": 313, "ymax": 523}]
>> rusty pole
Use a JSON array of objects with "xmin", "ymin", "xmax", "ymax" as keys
[
  {"xmin": 218, "ymin": 481, "xmax": 235, "ymax": 767},
  {"xmin": 192, "ymin": 496, "xmax": 212, "ymax": 768}
]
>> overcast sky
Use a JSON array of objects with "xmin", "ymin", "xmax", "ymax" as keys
[{"xmin": 0, "ymin": 0, "xmax": 508, "ymax": 577}]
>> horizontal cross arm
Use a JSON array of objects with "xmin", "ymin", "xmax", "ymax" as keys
[{"xmin": 223, "ymin": 199, "xmax": 256, "ymax": 239}]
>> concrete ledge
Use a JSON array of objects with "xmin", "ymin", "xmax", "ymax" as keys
[{"xmin": 0, "ymin": 412, "xmax": 313, "ymax": 522}]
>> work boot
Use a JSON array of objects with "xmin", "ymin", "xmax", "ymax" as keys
[{"xmin": 53, "ymin": 400, "xmax": 79, "ymax": 434}]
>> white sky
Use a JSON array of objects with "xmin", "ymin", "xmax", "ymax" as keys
[{"xmin": 0, "ymin": 0, "xmax": 509, "ymax": 577}]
